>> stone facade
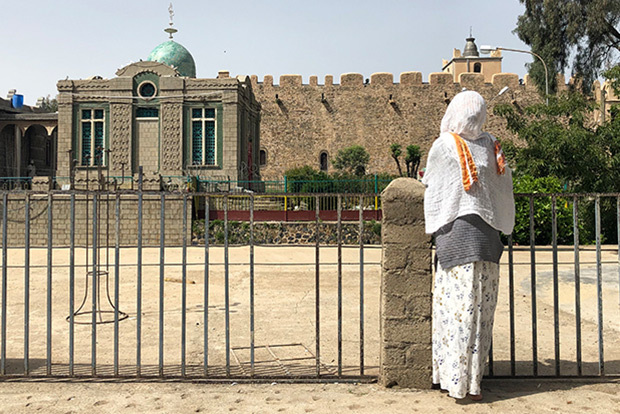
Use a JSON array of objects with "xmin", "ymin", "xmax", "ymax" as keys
[
  {"xmin": 56, "ymin": 61, "xmax": 261, "ymax": 190},
  {"xmin": 251, "ymin": 71, "xmax": 543, "ymax": 178}
]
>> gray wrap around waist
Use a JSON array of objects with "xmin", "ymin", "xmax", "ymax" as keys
[{"xmin": 434, "ymin": 214, "xmax": 504, "ymax": 269}]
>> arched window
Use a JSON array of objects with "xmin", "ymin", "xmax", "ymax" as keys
[
  {"xmin": 320, "ymin": 151, "xmax": 328, "ymax": 172},
  {"xmin": 259, "ymin": 149, "xmax": 267, "ymax": 166},
  {"xmin": 473, "ymin": 62, "xmax": 482, "ymax": 73}
]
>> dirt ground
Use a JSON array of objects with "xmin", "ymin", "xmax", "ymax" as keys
[
  {"xmin": 0, "ymin": 244, "xmax": 618, "ymax": 412},
  {"xmin": 0, "ymin": 379, "xmax": 618, "ymax": 413}
]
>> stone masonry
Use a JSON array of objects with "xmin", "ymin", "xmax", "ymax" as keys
[
  {"xmin": 250, "ymin": 72, "xmax": 573, "ymax": 177},
  {"xmin": 0, "ymin": 193, "xmax": 190, "ymax": 247},
  {"xmin": 380, "ymin": 177, "xmax": 432, "ymax": 388}
]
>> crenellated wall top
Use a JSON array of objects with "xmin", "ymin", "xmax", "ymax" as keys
[{"xmin": 245, "ymin": 71, "xmax": 593, "ymax": 91}]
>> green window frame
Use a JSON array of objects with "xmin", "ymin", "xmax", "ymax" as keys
[
  {"xmin": 80, "ymin": 108, "xmax": 106, "ymax": 166},
  {"xmin": 190, "ymin": 107, "xmax": 217, "ymax": 166}
]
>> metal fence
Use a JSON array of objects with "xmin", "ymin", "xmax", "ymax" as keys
[
  {"xmin": 0, "ymin": 188, "xmax": 618, "ymax": 382},
  {"xmin": 0, "ymin": 188, "xmax": 378, "ymax": 381},
  {"xmin": 487, "ymin": 193, "xmax": 620, "ymax": 379}
]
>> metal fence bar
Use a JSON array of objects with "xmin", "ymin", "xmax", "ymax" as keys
[
  {"xmin": 595, "ymin": 196, "xmax": 604, "ymax": 376},
  {"xmin": 47, "ymin": 193, "xmax": 53, "ymax": 376},
  {"xmin": 1, "ymin": 193, "xmax": 7, "ymax": 375},
  {"xmin": 552, "ymin": 196, "xmax": 560, "ymax": 376},
  {"xmin": 315, "ymin": 195, "xmax": 320, "ymax": 378},
  {"xmin": 358, "ymin": 195, "xmax": 364, "ymax": 376},
  {"xmin": 508, "ymin": 235, "xmax": 515, "ymax": 376},
  {"xmin": 337, "ymin": 194, "xmax": 343, "ymax": 377},
  {"xmin": 573, "ymin": 196, "xmax": 582, "ymax": 376},
  {"xmin": 136, "ymin": 169, "xmax": 143, "ymax": 377},
  {"xmin": 224, "ymin": 195, "xmax": 230, "ymax": 376},
  {"xmin": 91, "ymin": 193, "xmax": 97, "ymax": 376},
  {"xmin": 114, "ymin": 193, "xmax": 120, "ymax": 376},
  {"xmin": 69, "ymin": 193, "xmax": 75, "ymax": 376},
  {"xmin": 529, "ymin": 196, "xmax": 538, "ymax": 376},
  {"xmin": 181, "ymin": 194, "xmax": 188, "ymax": 377},
  {"xmin": 249, "ymin": 194, "xmax": 255, "ymax": 377},
  {"xmin": 24, "ymin": 194, "xmax": 30, "ymax": 375},
  {"xmin": 159, "ymin": 193, "xmax": 165, "ymax": 377},
  {"xmin": 618, "ymin": 197, "xmax": 620, "ymax": 335},
  {"xmin": 204, "ymin": 196, "xmax": 209, "ymax": 376}
]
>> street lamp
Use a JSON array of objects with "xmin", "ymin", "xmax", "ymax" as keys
[{"xmin": 480, "ymin": 45, "xmax": 549, "ymax": 105}]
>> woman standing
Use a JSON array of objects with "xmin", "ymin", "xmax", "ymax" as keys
[{"xmin": 421, "ymin": 91, "xmax": 515, "ymax": 400}]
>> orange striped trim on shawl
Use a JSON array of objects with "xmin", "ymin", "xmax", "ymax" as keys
[
  {"xmin": 450, "ymin": 132, "xmax": 507, "ymax": 191},
  {"xmin": 495, "ymin": 140, "xmax": 506, "ymax": 175},
  {"xmin": 450, "ymin": 132, "xmax": 478, "ymax": 191}
]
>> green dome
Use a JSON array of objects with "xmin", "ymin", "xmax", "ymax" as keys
[{"xmin": 147, "ymin": 40, "xmax": 196, "ymax": 77}]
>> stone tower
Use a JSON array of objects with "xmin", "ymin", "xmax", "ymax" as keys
[{"xmin": 442, "ymin": 36, "xmax": 502, "ymax": 83}]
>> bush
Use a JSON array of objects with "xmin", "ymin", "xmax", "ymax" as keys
[
  {"xmin": 332, "ymin": 145, "xmax": 370, "ymax": 176},
  {"xmin": 512, "ymin": 175, "xmax": 577, "ymax": 245}
]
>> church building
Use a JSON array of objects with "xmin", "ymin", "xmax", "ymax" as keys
[{"xmin": 55, "ymin": 20, "xmax": 261, "ymax": 190}]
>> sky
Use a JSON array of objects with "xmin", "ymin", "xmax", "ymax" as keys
[{"xmin": 1, "ymin": 0, "xmax": 538, "ymax": 106}]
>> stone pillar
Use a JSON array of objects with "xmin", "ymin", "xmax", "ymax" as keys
[{"xmin": 380, "ymin": 177, "xmax": 433, "ymax": 388}]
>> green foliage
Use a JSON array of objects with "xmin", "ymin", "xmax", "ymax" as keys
[
  {"xmin": 512, "ymin": 175, "xmax": 575, "ymax": 245},
  {"xmin": 390, "ymin": 143, "xmax": 423, "ymax": 177},
  {"xmin": 496, "ymin": 66, "xmax": 620, "ymax": 244},
  {"xmin": 405, "ymin": 145, "xmax": 421, "ymax": 178},
  {"xmin": 39, "ymin": 95, "xmax": 58, "ymax": 113},
  {"xmin": 284, "ymin": 165, "xmax": 330, "ymax": 193},
  {"xmin": 368, "ymin": 220, "xmax": 381, "ymax": 237},
  {"xmin": 390, "ymin": 143, "xmax": 403, "ymax": 176},
  {"xmin": 514, "ymin": 0, "xmax": 620, "ymax": 93},
  {"xmin": 603, "ymin": 65, "xmax": 620, "ymax": 96},
  {"xmin": 215, "ymin": 231, "xmax": 225, "ymax": 244},
  {"xmin": 494, "ymin": 91, "xmax": 620, "ymax": 193},
  {"xmin": 332, "ymin": 145, "xmax": 370, "ymax": 176}
]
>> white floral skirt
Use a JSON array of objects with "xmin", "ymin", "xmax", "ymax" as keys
[{"xmin": 432, "ymin": 261, "xmax": 500, "ymax": 399}]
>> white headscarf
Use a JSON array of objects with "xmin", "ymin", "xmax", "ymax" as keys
[
  {"xmin": 422, "ymin": 91, "xmax": 515, "ymax": 235},
  {"xmin": 440, "ymin": 91, "xmax": 487, "ymax": 140}
]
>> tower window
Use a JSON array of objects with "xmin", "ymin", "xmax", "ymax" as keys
[
  {"xmin": 191, "ymin": 107, "xmax": 217, "ymax": 166},
  {"xmin": 80, "ymin": 109, "xmax": 106, "ymax": 166},
  {"xmin": 259, "ymin": 149, "xmax": 267, "ymax": 166},
  {"xmin": 320, "ymin": 151, "xmax": 328, "ymax": 172},
  {"xmin": 473, "ymin": 62, "xmax": 482, "ymax": 73}
]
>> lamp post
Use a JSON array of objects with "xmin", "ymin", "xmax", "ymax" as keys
[{"xmin": 480, "ymin": 45, "xmax": 549, "ymax": 105}]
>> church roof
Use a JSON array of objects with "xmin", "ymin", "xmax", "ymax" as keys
[{"xmin": 147, "ymin": 40, "xmax": 196, "ymax": 78}]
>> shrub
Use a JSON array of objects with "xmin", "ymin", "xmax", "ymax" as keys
[{"xmin": 512, "ymin": 175, "xmax": 577, "ymax": 245}]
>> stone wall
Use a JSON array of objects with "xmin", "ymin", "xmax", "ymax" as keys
[
  {"xmin": 380, "ymin": 178, "xmax": 433, "ymax": 388},
  {"xmin": 193, "ymin": 220, "xmax": 382, "ymax": 245},
  {"xmin": 251, "ymin": 72, "xmax": 550, "ymax": 177},
  {"xmin": 0, "ymin": 193, "xmax": 190, "ymax": 247}
]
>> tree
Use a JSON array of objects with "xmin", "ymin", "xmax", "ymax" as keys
[
  {"xmin": 390, "ymin": 143, "xmax": 403, "ymax": 176},
  {"xmin": 495, "ymin": 68, "xmax": 620, "ymax": 243},
  {"xmin": 495, "ymin": 91, "xmax": 619, "ymax": 192},
  {"xmin": 405, "ymin": 145, "xmax": 421, "ymax": 178},
  {"xmin": 39, "ymin": 95, "xmax": 58, "ymax": 113},
  {"xmin": 332, "ymin": 145, "xmax": 370, "ymax": 176},
  {"xmin": 514, "ymin": 0, "xmax": 620, "ymax": 92}
]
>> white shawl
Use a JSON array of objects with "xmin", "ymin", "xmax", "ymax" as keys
[{"xmin": 422, "ymin": 91, "xmax": 515, "ymax": 235}]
